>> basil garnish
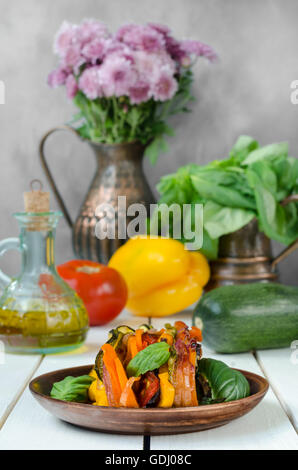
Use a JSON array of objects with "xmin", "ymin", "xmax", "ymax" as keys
[
  {"xmin": 198, "ymin": 358, "xmax": 250, "ymax": 402},
  {"xmin": 50, "ymin": 375, "xmax": 95, "ymax": 402},
  {"xmin": 127, "ymin": 342, "xmax": 170, "ymax": 377}
]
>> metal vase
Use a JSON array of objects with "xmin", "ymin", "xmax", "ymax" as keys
[
  {"xmin": 39, "ymin": 126, "xmax": 155, "ymax": 263},
  {"xmin": 205, "ymin": 195, "xmax": 298, "ymax": 291}
]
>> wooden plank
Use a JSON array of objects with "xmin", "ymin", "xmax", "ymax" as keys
[
  {"xmin": 150, "ymin": 312, "xmax": 298, "ymax": 450},
  {"xmin": 256, "ymin": 348, "xmax": 298, "ymax": 432},
  {"xmin": 0, "ymin": 311, "xmax": 143, "ymax": 450},
  {"xmin": 0, "ymin": 353, "xmax": 42, "ymax": 429}
]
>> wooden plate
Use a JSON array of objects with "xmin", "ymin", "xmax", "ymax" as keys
[{"xmin": 29, "ymin": 364, "xmax": 269, "ymax": 435}]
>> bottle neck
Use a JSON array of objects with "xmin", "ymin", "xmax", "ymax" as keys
[{"xmin": 20, "ymin": 228, "xmax": 56, "ymax": 275}]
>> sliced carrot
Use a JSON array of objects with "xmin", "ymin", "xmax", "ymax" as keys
[
  {"xmin": 115, "ymin": 356, "xmax": 128, "ymax": 391},
  {"xmin": 102, "ymin": 343, "xmax": 123, "ymax": 406},
  {"xmin": 127, "ymin": 335, "xmax": 138, "ymax": 360},
  {"xmin": 135, "ymin": 329, "xmax": 143, "ymax": 351},
  {"xmin": 102, "ymin": 363, "xmax": 121, "ymax": 407},
  {"xmin": 102, "ymin": 343, "xmax": 119, "ymax": 360}
]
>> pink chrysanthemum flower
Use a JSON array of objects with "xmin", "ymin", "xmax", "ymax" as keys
[
  {"xmin": 138, "ymin": 28, "xmax": 165, "ymax": 52},
  {"xmin": 62, "ymin": 44, "xmax": 85, "ymax": 71},
  {"xmin": 82, "ymin": 38, "xmax": 108, "ymax": 63},
  {"xmin": 133, "ymin": 50, "xmax": 176, "ymax": 82},
  {"xmin": 47, "ymin": 67, "xmax": 69, "ymax": 88},
  {"xmin": 147, "ymin": 23, "xmax": 171, "ymax": 36},
  {"xmin": 78, "ymin": 67, "xmax": 101, "ymax": 100},
  {"xmin": 105, "ymin": 40, "xmax": 135, "ymax": 64},
  {"xmin": 180, "ymin": 40, "xmax": 217, "ymax": 62},
  {"xmin": 66, "ymin": 74, "xmax": 78, "ymax": 99},
  {"xmin": 77, "ymin": 19, "xmax": 109, "ymax": 46},
  {"xmin": 153, "ymin": 67, "xmax": 178, "ymax": 101},
  {"xmin": 54, "ymin": 21, "xmax": 78, "ymax": 57},
  {"xmin": 99, "ymin": 56, "xmax": 137, "ymax": 97},
  {"xmin": 164, "ymin": 35, "xmax": 185, "ymax": 62},
  {"xmin": 129, "ymin": 80, "xmax": 152, "ymax": 104},
  {"xmin": 115, "ymin": 23, "xmax": 138, "ymax": 42},
  {"xmin": 118, "ymin": 24, "xmax": 165, "ymax": 53}
]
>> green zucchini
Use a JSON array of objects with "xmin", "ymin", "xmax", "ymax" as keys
[{"xmin": 193, "ymin": 283, "xmax": 298, "ymax": 353}]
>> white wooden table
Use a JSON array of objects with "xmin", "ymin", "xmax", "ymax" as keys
[{"xmin": 0, "ymin": 310, "xmax": 297, "ymax": 450}]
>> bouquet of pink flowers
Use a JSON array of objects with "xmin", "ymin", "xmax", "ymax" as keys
[{"xmin": 48, "ymin": 20, "xmax": 216, "ymax": 163}]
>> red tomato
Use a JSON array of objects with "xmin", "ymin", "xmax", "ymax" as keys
[{"xmin": 57, "ymin": 260, "xmax": 128, "ymax": 326}]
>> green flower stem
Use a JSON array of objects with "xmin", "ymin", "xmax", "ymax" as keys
[{"xmin": 71, "ymin": 69, "xmax": 195, "ymax": 162}]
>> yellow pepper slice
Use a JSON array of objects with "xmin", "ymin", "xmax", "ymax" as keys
[
  {"xmin": 88, "ymin": 369, "xmax": 108, "ymax": 406},
  {"xmin": 158, "ymin": 368, "xmax": 175, "ymax": 408}
]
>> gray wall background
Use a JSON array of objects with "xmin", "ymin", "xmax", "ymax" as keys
[{"xmin": 0, "ymin": 0, "xmax": 297, "ymax": 285}]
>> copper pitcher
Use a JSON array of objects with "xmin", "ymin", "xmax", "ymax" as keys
[
  {"xmin": 39, "ymin": 126, "xmax": 155, "ymax": 264},
  {"xmin": 205, "ymin": 195, "xmax": 298, "ymax": 291}
]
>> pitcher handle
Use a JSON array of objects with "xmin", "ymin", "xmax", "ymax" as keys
[
  {"xmin": 39, "ymin": 125, "xmax": 80, "ymax": 228},
  {"xmin": 0, "ymin": 238, "xmax": 20, "ymax": 289},
  {"xmin": 271, "ymin": 194, "xmax": 298, "ymax": 268}
]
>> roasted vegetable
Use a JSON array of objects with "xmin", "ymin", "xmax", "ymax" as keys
[
  {"xmin": 158, "ymin": 366, "xmax": 175, "ymax": 408},
  {"xmin": 57, "ymin": 321, "xmax": 252, "ymax": 409},
  {"xmin": 138, "ymin": 371, "xmax": 160, "ymax": 408},
  {"xmin": 197, "ymin": 358, "xmax": 250, "ymax": 402},
  {"xmin": 88, "ymin": 369, "xmax": 108, "ymax": 406},
  {"xmin": 126, "ymin": 342, "xmax": 171, "ymax": 378},
  {"xmin": 102, "ymin": 343, "xmax": 136, "ymax": 407},
  {"xmin": 138, "ymin": 324, "xmax": 153, "ymax": 332},
  {"xmin": 170, "ymin": 321, "xmax": 200, "ymax": 407},
  {"xmin": 119, "ymin": 377, "xmax": 140, "ymax": 408},
  {"xmin": 50, "ymin": 375, "xmax": 95, "ymax": 403},
  {"xmin": 142, "ymin": 332, "xmax": 159, "ymax": 348},
  {"xmin": 95, "ymin": 325, "xmax": 135, "ymax": 379},
  {"xmin": 172, "ymin": 339, "xmax": 198, "ymax": 407}
]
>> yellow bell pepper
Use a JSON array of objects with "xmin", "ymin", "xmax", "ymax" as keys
[
  {"xmin": 108, "ymin": 236, "xmax": 210, "ymax": 317},
  {"xmin": 158, "ymin": 367, "xmax": 175, "ymax": 408},
  {"xmin": 88, "ymin": 369, "xmax": 108, "ymax": 406}
]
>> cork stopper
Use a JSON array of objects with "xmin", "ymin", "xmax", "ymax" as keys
[
  {"xmin": 24, "ymin": 180, "xmax": 50, "ymax": 213},
  {"xmin": 24, "ymin": 180, "xmax": 50, "ymax": 230}
]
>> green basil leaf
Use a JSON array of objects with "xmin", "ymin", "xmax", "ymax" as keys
[
  {"xmin": 203, "ymin": 201, "xmax": 255, "ymax": 240},
  {"xmin": 247, "ymin": 168, "xmax": 298, "ymax": 245},
  {"xmin": 145, "ymin": 136, "xmax": 169, "ymax": 165},
  {"xmin": 50, "ymin": 375, "xmax": 95, "ymax": 403},
  {"xmin": 127, "ymin": 342, "xmax": 170, "ymax": 378},
  {"xmin": 191, "ymin": 175, "xmax": 256, "ymax": 210},
  {"xmin": 241, "ymin": 142, "xmax": 288, "ymax": 166},
  {"xmin": 199, "ymin": 229, "xmax": 219, "ymax": 260},
  {"xmin": 230, "ymin": 135, "xmax": 259, "ymax": 163},
  {"xmin": 198, "ymin": 358, "xmax": 250, "ymax": 402}
]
